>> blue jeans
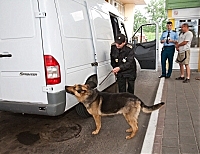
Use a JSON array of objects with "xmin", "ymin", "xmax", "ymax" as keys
[{"xmin": 161, "ymin": 46, "xmax": 175, "ymax": 77}]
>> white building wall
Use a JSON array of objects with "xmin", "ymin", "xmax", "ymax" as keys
[{"xmin": 124, "ymin": 4, "xmax": 135, "ymax": 42}]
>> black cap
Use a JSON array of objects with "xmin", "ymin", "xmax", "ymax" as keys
[
  {"xmin": 167, "ymin": 21, "xmax": 172, "ymax": 25},
  {"xmin": 115, "ymin": 34, "xmax": 126, "ymax": 44}
]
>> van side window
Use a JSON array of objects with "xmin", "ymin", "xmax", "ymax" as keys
[{"xmin": 110, "ymin": 14, "xmax": 121, "ymax": 40}]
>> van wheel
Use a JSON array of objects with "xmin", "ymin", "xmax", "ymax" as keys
[{"xmin": 75, "ymin": 103, "xmax": 91, "ymax": 118}]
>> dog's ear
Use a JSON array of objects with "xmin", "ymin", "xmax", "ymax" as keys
[{"xmin": 86, "ymin": 81, "xmax": 97, "ymax": 89}]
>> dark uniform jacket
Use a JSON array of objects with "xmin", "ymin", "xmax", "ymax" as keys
[{"xmin": 110, "ymin": 43, "xmax": 136, "ymax": 78}]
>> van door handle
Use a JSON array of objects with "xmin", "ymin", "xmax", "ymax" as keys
[
  {"xmin": 91, "ymin": 62, "xmax": 98, "ymax": 66},
  {"xmin": 0, "ymin": 53, "xmax": 12, "ymax": 58}
]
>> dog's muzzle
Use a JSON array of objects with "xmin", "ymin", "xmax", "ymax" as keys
[{"xmin": 65, "ymin": 86, "xmax": 75, "ymax": 95}]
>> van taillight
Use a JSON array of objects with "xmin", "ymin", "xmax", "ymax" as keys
[{"xmin": 44, "ymin": 55, "xmax": 61, "ymax": 85}]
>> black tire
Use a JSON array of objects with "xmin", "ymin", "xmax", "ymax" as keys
[{"xmin": 75, "ymin": 103, "xmax": 91, "ymax": 118}]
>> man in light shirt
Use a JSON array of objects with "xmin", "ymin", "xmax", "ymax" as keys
[
  {"xmin": 159, "ymin": 21, "xmax": 178, "ymax": 78},
  {"xmin": 175, "ymin": 23, "xmax": 193, "ymax": 83}
]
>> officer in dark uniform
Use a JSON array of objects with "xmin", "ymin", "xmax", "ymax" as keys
[
  {"xmin": 110, "ymin": 33, "xmax": 136, "ymax": 94},
  {"xmin": 159, "ymin": 21, "xmax": 178, "ymax": 78}
]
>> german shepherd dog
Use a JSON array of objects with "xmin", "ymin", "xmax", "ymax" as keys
[{"xmin": 65, "ymin": 84, "xmax": 164, "ymax": 139}]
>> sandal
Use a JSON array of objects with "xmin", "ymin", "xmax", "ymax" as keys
[
  {"xmin": 195, "ymin": 77, "xmax": 200, "ymax": 80},
  {"xmin": 175, "ymin": 76, "xmax": 185, "ymax": 80},
  {"xmin": 183, "ymin": 78, "xmax": 190, "ymax": 83}
]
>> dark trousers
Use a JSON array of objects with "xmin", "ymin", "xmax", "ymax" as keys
[
  {"xmin": 117, "ymin": 76, "xmax": 136, "ymax": 94},
  {"xmin": 161, "ymin": 46, "xmax": 175, "ymax": 77}
]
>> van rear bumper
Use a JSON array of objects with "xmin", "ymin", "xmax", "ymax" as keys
[{"xmin": 0, "ymin": 90, "xmax": 66, "ymax": 116}]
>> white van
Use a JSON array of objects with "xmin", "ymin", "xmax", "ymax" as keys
[{"xmin": 0, "ymin": 0, "xmax": 158, "ymax": 116}]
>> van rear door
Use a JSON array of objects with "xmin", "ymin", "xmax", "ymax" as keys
[{"xmin": 0, "ymin": 1, "xmax": 47, "ymax": 103}]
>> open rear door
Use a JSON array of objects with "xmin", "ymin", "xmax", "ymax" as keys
[{"xmin": 132, "ymin": 23, "xmax": 159, "ymax": 71}]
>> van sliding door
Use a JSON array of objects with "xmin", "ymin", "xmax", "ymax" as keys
[{"xmin": 85, "ymin": 2, "xmax": 116, "ymax": 91}]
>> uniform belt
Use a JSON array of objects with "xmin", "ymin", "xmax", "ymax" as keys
[{"xmin": 164, "ymin": 45, "xmax": 175, "ymax": 47}]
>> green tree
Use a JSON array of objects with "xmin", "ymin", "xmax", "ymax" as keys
[
  {"xmin": 145, "ymin": 0, "xmax": 167, "ymax": 32},
  {"xmin": 133, "ymin": 9, "xmax": 147, "ymax": 32}
]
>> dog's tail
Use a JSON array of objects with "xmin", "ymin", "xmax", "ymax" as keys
[{"xmin": 141, "ymin": 102, "xmax": 165, "ymax": 113}]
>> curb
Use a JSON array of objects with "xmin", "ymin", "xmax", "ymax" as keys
[{"xmin": 140, "ymin": 77, "xmax": 165, "ymax": 154}]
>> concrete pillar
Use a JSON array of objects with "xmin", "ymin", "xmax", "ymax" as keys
[{"xmin": 124, "ymin": 4, "xmax": 135, "ymax": 42}]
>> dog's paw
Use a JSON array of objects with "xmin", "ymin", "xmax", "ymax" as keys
[
  {"xmin": 126, "ymin": 128, "xmax": 133, "ymax": 133},
  {"xmin": 92, "ymin": 130, "xmax": 99, "ymax": 135}
]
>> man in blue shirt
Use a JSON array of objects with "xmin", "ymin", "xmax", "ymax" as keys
[{"xmin": 159, "ymin": 21, "xmax": 178, "ymax": 78}]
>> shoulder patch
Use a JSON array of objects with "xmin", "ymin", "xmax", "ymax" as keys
[
  {"xmin": 126, "ymin": 44, "xmax": 132, "ymax": 49},
  {"xmin": 163, "ymin": 30, "xmax": 167, "ymax": 33},
  {"xmin": 111, "ymin": 42, "xmax": 115, "ymax": 46},
  {"xmin": 172, "ymin": 30, "xmax": 176, "ymax": 32}
]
